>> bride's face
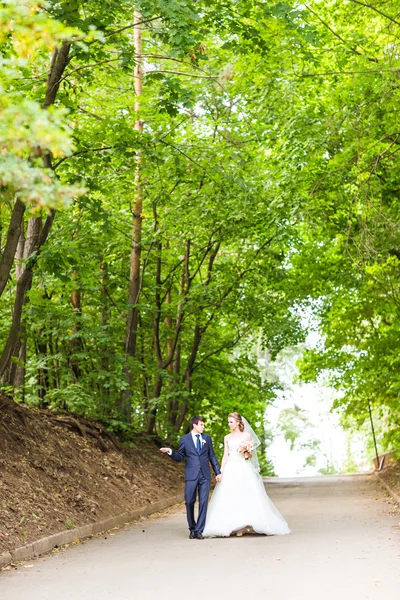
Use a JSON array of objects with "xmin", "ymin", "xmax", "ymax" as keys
[{"xmin": 228, "ymin": 416, "xmax": 238, "ymax": 431}]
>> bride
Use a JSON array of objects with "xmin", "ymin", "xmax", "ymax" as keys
[{"xmin": 203, "ymin": 412, "xmax": 291, "ymax": 537}]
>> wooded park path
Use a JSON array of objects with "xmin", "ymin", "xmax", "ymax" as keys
[{"xmin": 1, "ymin": 475, "xmax": 399, "ymax": 600}]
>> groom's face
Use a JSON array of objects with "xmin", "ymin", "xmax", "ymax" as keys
[{"xmin": 192, "ymin": 421, "xmax": 205, "ymax": 434}]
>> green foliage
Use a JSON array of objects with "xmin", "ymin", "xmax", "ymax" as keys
[
  {"xmin": 0, "ymin": 0, "xmax": 84, "ymax": 208},
  {"xmin": 251, "ymin": 0, "xmax": 400, "ymax": 455},
  {"xmin": 1, "ymin": 0, "xmax": 305, "ymax": 455},
  {"xmin": 3, "ymin": 0, "xmax": 400, "ymax": 467},
  {"xmin": 277, "ymin": 407, "xmax": 311, "ymax": 452}
]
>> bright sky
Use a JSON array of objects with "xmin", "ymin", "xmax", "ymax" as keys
[
  {"xmin": 262, "ymin": 338, "xmax": 370, "ymax": 477},
  {"xmin": 265, "ymin": 382, "xmax": 368, "ymax": 477}
]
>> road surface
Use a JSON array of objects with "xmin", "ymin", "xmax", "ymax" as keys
[{"xmin": 1, "ymin": 475, "xmax": 399, "ymax": 599}]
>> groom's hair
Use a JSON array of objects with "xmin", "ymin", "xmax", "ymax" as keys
[{"xmin": 190, "ymin": 415, "xmax": 205, "ymax": 428}]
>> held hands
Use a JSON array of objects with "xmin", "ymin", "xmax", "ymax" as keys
[
  {"xmin": 216, "ymin": 474, "xmax": 222, "ymax": 483},
  {"xmin": 160, "ymin": 448, "xmax": 171, "ymax": 454}
]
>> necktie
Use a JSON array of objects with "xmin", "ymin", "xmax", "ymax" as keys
[{"xmin": 196, "ymin": 434, "xmax": 201, "ymax": 454}]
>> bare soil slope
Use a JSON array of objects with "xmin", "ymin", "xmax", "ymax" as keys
[
  {"xmin": 378, "ymin": 458, "xmax": 400, "ymax": 499},
  {"xmin": 0, "ymin": 396, "xmax": 184, "ymax": 554}
]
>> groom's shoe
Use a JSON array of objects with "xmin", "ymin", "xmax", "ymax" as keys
[
  {"xmin": 189, "ymin": 531, "xmax": 196, "ymax": 539},
  {"xmin": 194, "ymin": 532, "xmax": 204, "ymax": 540}
]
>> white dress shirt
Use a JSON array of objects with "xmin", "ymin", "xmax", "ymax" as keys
[{"xmin": 191, "ymin": 431, "xmax": 203, "ymax": 450}]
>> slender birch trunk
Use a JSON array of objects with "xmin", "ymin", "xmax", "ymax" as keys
[{"xmin": 121, "ymin": 10, "xmax": 144, "ymax": 421}]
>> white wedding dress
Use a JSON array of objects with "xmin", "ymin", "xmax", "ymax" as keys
[{"xmin": 203, "ymin": 436, "xmax": 291, "ymax": 537}]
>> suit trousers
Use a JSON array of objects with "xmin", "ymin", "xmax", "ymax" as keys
[{"xmin": 184, "ymin": 474, "xmax": 210, "ymax": 534}]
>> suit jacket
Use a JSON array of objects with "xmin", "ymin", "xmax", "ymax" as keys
[{"xmin": 170, "ymin": 433, "xmax": 221, "ymax": 481}]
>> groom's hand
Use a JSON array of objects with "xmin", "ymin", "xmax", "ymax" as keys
[
  {"xmin": 160, "ymin": 447, "xmax": 171, "ymax": 454},
  {"xmin": 216, "ymin": 474, "xmax": 222, "ymax": 483}
]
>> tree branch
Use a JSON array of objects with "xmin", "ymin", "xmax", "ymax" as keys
[
  {"xmin": 349, "ymin": 0, "xmax": 400, "ymax": 27},
  {"xmin": 304, "ymin": 3, "xmax": 378, "ymax": 63},
  {"xmin": 192, "ymin": 327, "xmax": 250, "ymax": 373},
  {"xmin": 53, "ymin": 146, "xmax": 114, "ymax": 169},
  {"xmin": 57, "ymin": 58, "xmax": 121, "ymax": 86},
  {"xmin": 300, "ymin": 67, "xmax": 400, "ymax": 78},
  {"xmin": 103, "ymin": 16, "xmax": 162, "ymax": 39},
  {"xmin": 145, "ymin": 70, "xmax": 218, "ymax": 80},
  {"xmin": 199, "ymin": 235, "xmax": 276, "ymax": 337}
]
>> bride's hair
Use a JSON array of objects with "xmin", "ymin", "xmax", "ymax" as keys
[{"xmin": 228, "ymin": 412, "xmax": 245, "ymax": 432}]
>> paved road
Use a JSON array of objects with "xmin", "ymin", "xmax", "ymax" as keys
[{"xmin": 1, "ymin": 475, "xmax": 399, "ymax": 600}]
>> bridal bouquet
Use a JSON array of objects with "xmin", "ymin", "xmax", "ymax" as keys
[{"xmin": 238, "ymin": 440, "xmax": 254, "ymax": 460}]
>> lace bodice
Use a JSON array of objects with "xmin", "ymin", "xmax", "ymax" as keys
[{"xmin": 227, "ymin": 436, "xmax": 248, "ymax": 463}]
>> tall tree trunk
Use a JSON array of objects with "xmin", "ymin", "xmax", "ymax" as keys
[
  {"xmin": 0, "ymin": 216, "xmax": 44, "ymax": 377},
  {"xmin": 69, "ymin": 269, "xmax": 83, "ymax": 381},
  {"xmin": 125, "ymin": 8, "xmax": 144, "ymax": 353},
  {"xmin": 121, "ymin": 9, "xmax": 144, "ymax": 421},
  {"xmin": 35, "ymin": 333, "xmax": 50, "ymax": 408},
  {"xmin": 174, "ymin": 324, "xmax": 202, "ymax": 431},
  {"xmin": 13, "ymin": 340, "xmax": 26, "ymax": 393},
  {"xmin": 47, "ymin": 325, "xmax": 59, "ymax": 391},
  {"xmin": 99, "ymin": 262, "xmax": 111, "ymax": 414},
  {"xmin": 168, "ymin": 260, "xmax": 185, "ymax": 427},
  {"xmin": 166, "ymin": 286, "xmax": 176, "ymax": 427},
  {"xmin": 0, "ymin": 198, "xmax": 25, "ymax": 298},
  {"xmin": 1, "ymin": 227, "xmax": 25, "ymax": 388},
  {"xmin": 145, "ymin": 234, "xmax": 163, "ymax": 435},
  {"xmin": 174, "ymin": 242, "xmax": 221, "ymax": 431},
  {"xmin": 149, "ymin": 234, "xmax": 188, "ymax": 433},
  {"xmin": 145, "ymin": 374, "xmax": 162, "ymax": 435},
  {"xmin": 0, "ymin": 41, "xmax": 71, "ymax": 381},
  {"xmin": 3, "ymin": 227, "xmax": 27, "ymax": 393},
  {"xmin": 43, "ymin": 42, "xmax": 71, "ymax": 109}
]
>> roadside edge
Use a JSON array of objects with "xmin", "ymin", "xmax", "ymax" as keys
[
  {"xmin": 375, "ymin": 472, "xmax": 400, "ymax": 505},
  {"xmin": 0, "ymin": 493, "xmax": 183, "ymax": 569}
]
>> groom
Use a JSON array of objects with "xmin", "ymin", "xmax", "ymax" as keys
[{"xmin": 160, "ymin": 415, "xmax": 222, "ymax": 539}]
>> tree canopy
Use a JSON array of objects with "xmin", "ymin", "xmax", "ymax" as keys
[{"xmin": 2, "ymin": 0, "xmax": 400, "ymax": 459}]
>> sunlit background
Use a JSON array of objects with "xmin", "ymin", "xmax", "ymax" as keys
[{"xmin": 261, "ymin": 322, "xmax": 373, "ymax": 477}]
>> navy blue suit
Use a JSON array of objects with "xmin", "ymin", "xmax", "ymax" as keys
[{"xmin": 169, "ymin": 433, "xmax": 221, "ymax": 534}]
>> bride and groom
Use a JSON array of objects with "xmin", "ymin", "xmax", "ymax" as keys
[{"xmin": 160, "ymin": 412, "xmax": 290, "ymax": 539}]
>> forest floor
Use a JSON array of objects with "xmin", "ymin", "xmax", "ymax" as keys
[
  {"xmin": 377, "ymin": 458, "xmax": 400, "ymax": 499},
  {"xmin": 0, "ymin": 396, "xmax": 184, "ymax": 555}
]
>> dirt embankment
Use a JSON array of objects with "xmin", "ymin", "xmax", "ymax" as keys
[
  {"xmin": 0, "ymin": 396, "xmax": 184, "ymax": 554},
  {"xmin": 378, "ymin": 458, "xmax": 400, "ymax": 499}
]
